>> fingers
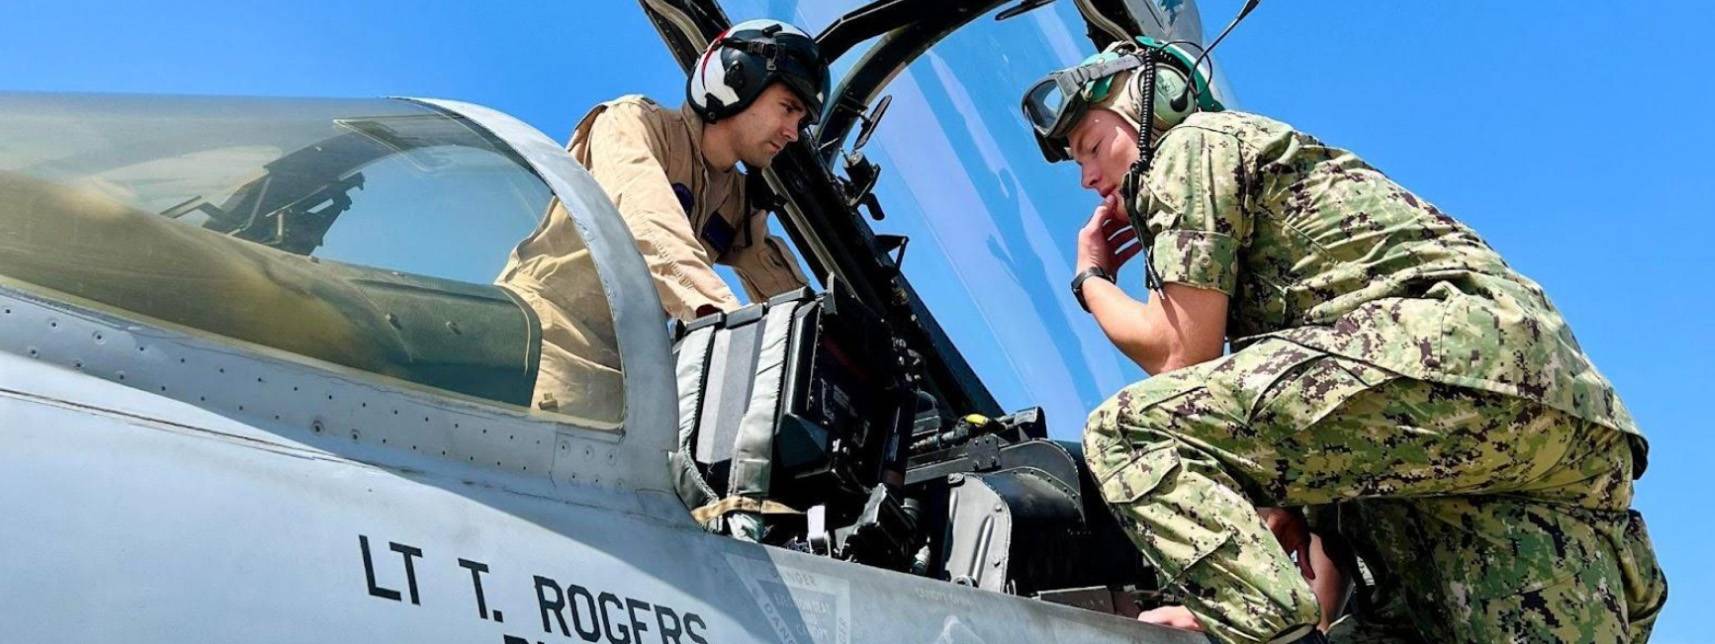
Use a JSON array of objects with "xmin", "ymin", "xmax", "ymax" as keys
[
  {"xmin": 1098, "ymin": 212, "xmax": 1127, "ymax": 233},
  {"xmin": 1104, "ymin": 231, "xmax": 1131, "ymax": 251},
  {"xmin": 1113, "ymin": 241, "xmax": 1144, "ymax": 266},
  {"xmin": 1138, "ymin": 606, "xmax": 1205, "ymax": 632}
]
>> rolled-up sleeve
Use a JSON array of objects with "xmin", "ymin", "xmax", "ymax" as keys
[{"xmin": 1132, "ymin": 127, "xmax": 1251, "ymax": 295}]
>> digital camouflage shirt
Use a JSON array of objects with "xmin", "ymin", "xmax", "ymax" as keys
[{"xmin": 1127, "ymin": 111, "xmax": 1645, "ymax": 461}]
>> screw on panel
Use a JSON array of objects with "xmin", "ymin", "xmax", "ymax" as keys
[{"xmin": 350, "ymin": 429, "xmax": 361, "ymax": 441}]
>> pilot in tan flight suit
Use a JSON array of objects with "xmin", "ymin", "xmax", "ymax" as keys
[{"xmin": 496, "ymin": 19, "xmax": 830, "ymax": 418}]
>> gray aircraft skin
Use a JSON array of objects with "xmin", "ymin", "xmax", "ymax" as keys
[{"xmin": 0, "ymin": 1, "xmax": 1227, "ymax": 642}]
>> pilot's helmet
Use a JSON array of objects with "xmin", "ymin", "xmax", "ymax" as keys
[{"xmin": 687, "ymin": 19, "xmax": 830, "ymax": 126}]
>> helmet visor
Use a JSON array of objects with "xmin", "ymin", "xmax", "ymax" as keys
[{"xmin": 768, "ymin": 31, "xmax": 829, "ymax": 125}]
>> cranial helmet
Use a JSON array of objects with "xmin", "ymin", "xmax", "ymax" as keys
[
  {"xmin": 1020, "ymin": 36, "xmax": 1223, "ymax": 164},
  {"xmin": 687, "ymin": 19, "xmax": 830, "ymax": 125}
]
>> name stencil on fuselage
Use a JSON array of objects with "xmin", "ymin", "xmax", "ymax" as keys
[{"xmin": 357, "ymin": 533, "xmax": 713, "ymax": 644}]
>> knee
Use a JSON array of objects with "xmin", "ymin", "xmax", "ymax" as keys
[{"xmin": 1083, "ymin": 377, "xmax": 1199, "ymax": 459}]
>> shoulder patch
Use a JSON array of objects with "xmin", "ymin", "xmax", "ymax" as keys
[{"xmin": 700, "ymin": 213, "xmax": 736, "ymax": 257}]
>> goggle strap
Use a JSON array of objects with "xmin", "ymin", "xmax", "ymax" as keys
[{"xmin": 1054, "ymin": 55, "xmax": 1147, "ymax": 95}]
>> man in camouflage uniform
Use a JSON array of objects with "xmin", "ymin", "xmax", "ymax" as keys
[{"xmin": 1032, "ymin": 55, "xmax": 1667, "ymax": 641}]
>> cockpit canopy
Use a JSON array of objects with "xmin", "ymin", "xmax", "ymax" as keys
[{"xmin": 0, "ymin": 93, "xmax": 623, "ymax": 425}]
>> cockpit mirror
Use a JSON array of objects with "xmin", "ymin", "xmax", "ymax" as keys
[{"xmin": 851, "ymin": 94, "xmax": 892, "ymax": 152}]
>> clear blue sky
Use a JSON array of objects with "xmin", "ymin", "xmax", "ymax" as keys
[{"xmin": 5, "ymin": 0, "xmax": 1709, "ymax": 639}]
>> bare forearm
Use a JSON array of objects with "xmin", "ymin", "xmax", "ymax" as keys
[
  {"xmin": 1084, "ymin": 279, "xmax": 1163, "ymax": 372},
  {"xmin": 1308, "ymin": 533, "xmax": 1349, "ymax": 631},
  {"xmin": 1084, "ymin": 280, "xmax": 1224, "ymax": 374}
]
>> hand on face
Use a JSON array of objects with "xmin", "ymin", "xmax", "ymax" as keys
[{"xmin": 1076, "ymin": 193, "xmax": 1142, "ymax": 276}]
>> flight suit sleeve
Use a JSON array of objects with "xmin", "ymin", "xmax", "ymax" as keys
[
  {"xmin": 584, "ymin": 103, "xmax": 741, "ymax": 320},
  {"xmin": 723, "ymin": 209, "xmax": 810, "ymax": 302},
  {"xmin": 1130, "ymin": 126, "xmax": 1253, "ymax": 296}
]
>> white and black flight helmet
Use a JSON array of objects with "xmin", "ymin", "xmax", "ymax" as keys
[{"xmin": 687, "ymin": 19, "xmax": 830, "ymax": 125}]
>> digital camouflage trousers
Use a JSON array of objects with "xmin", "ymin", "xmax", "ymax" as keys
[{"xmin": 1084, "ymin": 339, "xmax": 1667, "ymax": 643}]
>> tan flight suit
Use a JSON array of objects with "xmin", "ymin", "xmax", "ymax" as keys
[
  {"xmin": 496, "ymin": 95, "xmax": 807, "ymax": 418},
  {"xmin": 573, "ymin": 95, "xmax": 806, "ymax": 320}
]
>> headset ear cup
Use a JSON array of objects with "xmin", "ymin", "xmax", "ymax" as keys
[{"xmin": 1149, "ymin": 64, "xmax": 1195, "ymax": 131}]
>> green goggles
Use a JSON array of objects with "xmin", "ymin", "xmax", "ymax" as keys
[
  {"xmin": 1022, "ymin": 37, "xmax": 1223, "ymax": 163},
  {"xmin": 1021, "ymin": 52, "xmax": 1145, "ymax": 163}
]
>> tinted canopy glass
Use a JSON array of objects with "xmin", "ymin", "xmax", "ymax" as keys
[{"xmin": 0, "ymin": 93, "xmax": 623, "ymax": 426}]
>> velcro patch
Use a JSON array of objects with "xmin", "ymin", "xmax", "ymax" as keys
[{"xmin": 701, "ymin": 213, "xmax": 737, "ymax": 256}]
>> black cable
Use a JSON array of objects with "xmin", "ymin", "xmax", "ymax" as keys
[{"xmin": 1124, "ymin": 49, "xmax": 1166, "ymax": 292}]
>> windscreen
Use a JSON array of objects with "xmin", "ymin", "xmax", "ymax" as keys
[
  {"xmin": 0, "ymin": 93, "xmax": 623, "ymax": 425},
  {"xmin": 718, "ymin": 1, "xmax": 1204, "ymax": 438}
]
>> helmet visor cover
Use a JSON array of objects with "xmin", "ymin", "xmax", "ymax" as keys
[
  {"xmin": 689, "ymin": 19, "xmax": 830, "ymax": 125},
  {"xmin": 759, "ymin": 30, "xmax": 830, "ymax": 123}
]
